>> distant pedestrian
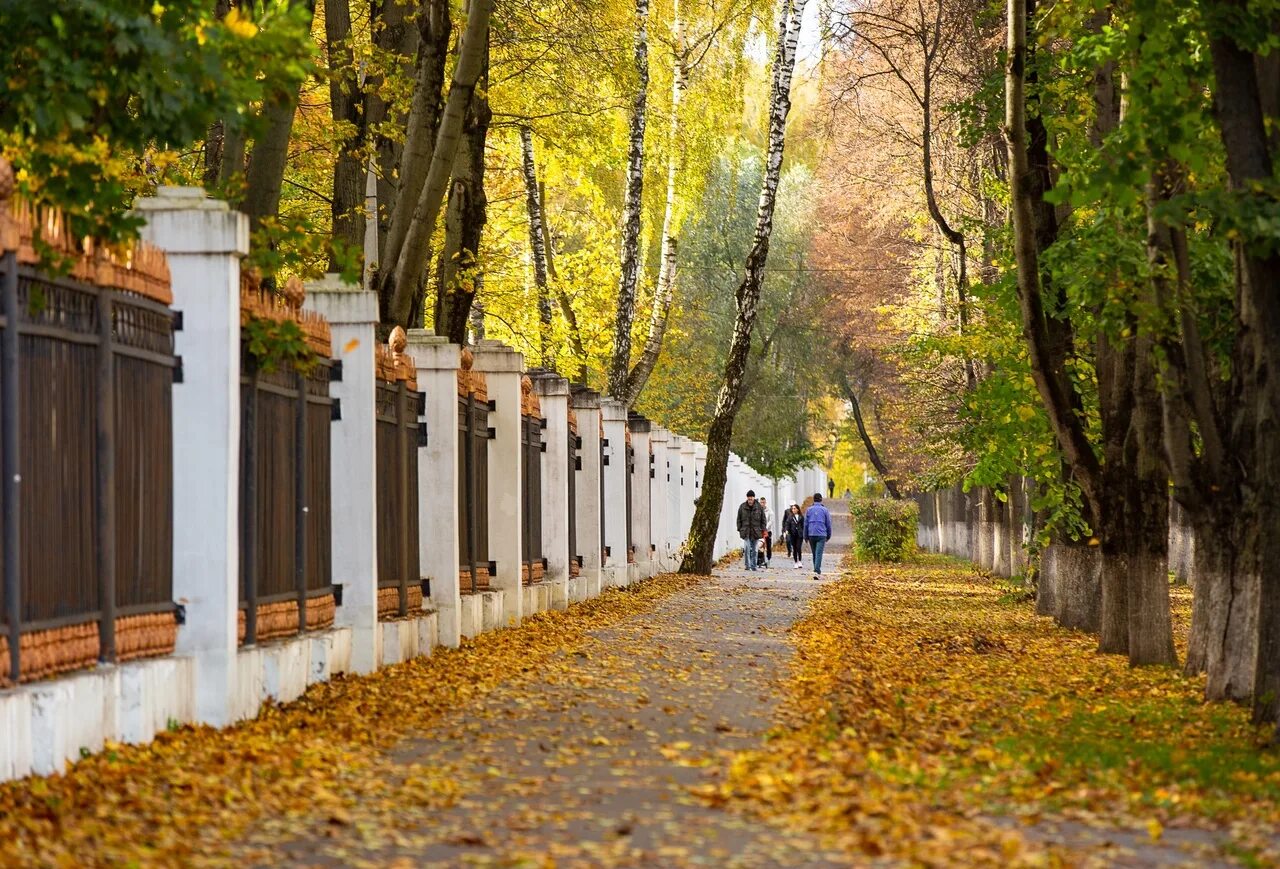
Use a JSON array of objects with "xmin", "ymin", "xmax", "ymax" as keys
[
  {"xmin": 828, "ymin": 479, "xmax": 835, "ymax": 498},
  {"xmin": 842, "ymin": 487, "xmax": 853, "ymax": 500},
  {"xmin": 759, "ymin": 497, "xmax": 774, "ymax": 567},
  {"xmin": 783, "ymin": 503, "xmax": 805, "ymax": 568},
  {"xmin": 737, "ymin": 490, "xmax": 766, "ymax": 571},
  {"xmin": 804, "ymin": 493, "xmax": 833, "ymax": 580}
]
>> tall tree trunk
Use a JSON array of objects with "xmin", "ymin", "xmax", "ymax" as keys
[
  {"xmin": 541, "ymin": 183, "xmax": 590, "ymax": 381},
  {"xmin": 376, "ymin": 0, "xmax": 450, "ymax": 311},
  {"xmin": 836, "ymin": 370, "xmax": 901, "ymax": 499},
  {"xmin": 384, "ymin": 0, "xmax": 495, "ymax": 328},
  {"xmin": 679, "ymin": 0, "xmax": 806, "ymax": 574},
  {"xmin": 520, "ymin": 127, "xmax": 554, "ymax": 367},
  {"xmin": 326, "ymin": 0, "xmax": 366, "ymax": 272},
  {"xmin": 920, "ymin": 68, "xmax": 975, "ymax": 391},
  {"xmin": 1004, "ymin": 0, "xmax": 1101, "ymax": 525},
  {"xmin": 366, "ymin": 0, "xmax": 422, "ymax": 274},
  {"xmin": 203, "ymin": 0, "xmax": 238, "ymax": 188},
  {"xmin": 622, "ymin": 0, "xmax": 685, "ymax": 406},
  {"xmin": 608, "ymin": 0, "xmax": 652, "ymax": 398},
  {"xmin": 239, "ymin": 0, "xmax": 317, "ymax": 236},
  {"xmin": 434, "ymin": 38, "xmax": 491, "ymax": 344},
  {"xmin": 1203, "ymin": 6, "xmax": 1280, "ymax": 727}
]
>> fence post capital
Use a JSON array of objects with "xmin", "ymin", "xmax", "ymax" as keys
[
  {"xmin": 133, "ymin": 187, "xmax": 248, "ymax": 256},
  {"xmin": 529, "ymin": 370, "xmax": 571, "ymax": 397},
  {"xmin": 472, "ymin": 339, "xmax": 524, "ymax": 373},
  {"xmin": 404, "ymin": 331, "xmax": 461, "ymax": 371},
  {"xmin": 599, "ymin": 398, "xmax": 628, "ymax": 423},
  {"xmin": 303, "ymin": 274, "xmax": 377, "ymax": 326}
]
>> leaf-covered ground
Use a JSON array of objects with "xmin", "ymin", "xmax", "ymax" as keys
[
  {"xmin": 4, "ymin": 511, "xmax": 1279, "ymax": 867},
  {"xmin": 709, "ymin": 555, "xmax": 1280, "ymax": 867}
]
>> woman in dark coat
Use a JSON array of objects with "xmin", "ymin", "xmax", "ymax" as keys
[{"xmin": 782, "ymin": 503, "xmax": 805, "ymax": 567}]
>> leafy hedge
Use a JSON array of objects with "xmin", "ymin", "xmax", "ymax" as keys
[{"xmin": 850, "ymin": 498, "xmax": 918, "ymax": 562}]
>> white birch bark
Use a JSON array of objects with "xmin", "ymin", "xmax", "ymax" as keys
[
  {"xmin": 680, "ymin": 0, "xmax": 807, "ymax": 574},
  {"xmin": 622, "ymin": 0, "xmax": 685, "ymax": 406},
  {"xmin": 385, "ymin": 0, "xmax": 495, "ymax": 327},
  {"xmin": 607, "ymin": 0, "xmax": 652, "ymax": 397},
  {"xmin": 520, "ymin": 127, "xmax": 554, "ymax": 367}
]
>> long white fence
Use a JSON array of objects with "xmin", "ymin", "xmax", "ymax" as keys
[{"xmin": 0, "ymin": 186, "xmax": 823, "ymax": 783}]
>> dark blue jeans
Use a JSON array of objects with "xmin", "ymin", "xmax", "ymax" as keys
[{"xmin": 808, "ymin": 536, "xmax": 827, "ymax": 574}]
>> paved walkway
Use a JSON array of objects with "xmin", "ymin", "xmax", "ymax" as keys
[{"xmin": 237, "ymin": 506, "xmax": 853, "ymax": 867}]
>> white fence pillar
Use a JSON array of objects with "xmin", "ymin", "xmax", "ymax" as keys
[
  {"xmin": 648, "ymin": 427, "xmax": 670, "ymax": 572},
  {"xmin": 304, "ymin": 275, "xmax": 379, "ymax": 673},
  {"xmin": 473, "ymin": 340, "xmax": 524, "ymax": 626},
  {"xmin": 136, "ymin": 187, "xmax": 246, "ymax": 726},
  {"xmin": 628, "ymin": 415, "xmax": 653, "ymax": 579},
  {"xmin": 600, "ymin": 399, "xmax": 629, "ymax": 587},
  {"xmin": 531, "ymin": 372, "xmax": 571, "ymax": 600},
  {"xmin": 406, "ymin": 333, "xmax": 462, "ymax": 647},
  {"xmin": 571, "ymin": 387, "xmax": 604, "ymax": 599}
]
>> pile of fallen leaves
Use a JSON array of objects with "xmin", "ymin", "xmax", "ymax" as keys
[
  {"xmin": 0, "ymin": 572, "xmax": 700, "ymax": 866},
  {"xmin": 703, "ymin": 558, "xmax": 1280, "ymax": 866}
]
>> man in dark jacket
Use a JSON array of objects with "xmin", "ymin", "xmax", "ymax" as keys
[
  {"xmin": 804, "ymin": 493, "xmax": 833, "ymax": 579},
  {"xmin": 736, "ymin": 490, "xmax": 766, "ymax": 571}
]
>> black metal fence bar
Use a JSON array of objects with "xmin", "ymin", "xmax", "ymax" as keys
[
  {"xmin": 0, "ymin": 262, "xmax": 176, "ymax": 684},
  {"xmin": 396, "ymin": 382, "xmax": 409, "ymax": 615},
  {"xmin": 2, "ymin": 251, "xmax": 19, "ymax": 682},
  {"xmin": 294, "ymin": 370, "xmax": 307, "ymax": 634},
  {"xmin": 625, "ymin": 442, "xmax": 634, "ymax": 561},
  {"xmin": 568, "ymin": 429, "xmax": 578, "ymax": 568},
  {"xmin": 457, "ymin": 392, "xmax": 490, "ymax": 593},
  {"xmin": 376, "ymin": 379, "xmax": 420, "ymax": 616},
  {"xmin": 521, "ymin": 414, "xmax": 544, "ymax": 581},
  {"xmin": 238, "ymin": 356, "xmax": 335, "ymax": 645}
]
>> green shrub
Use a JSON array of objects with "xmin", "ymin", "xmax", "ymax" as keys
[{"xmin": 850, "ymin": 498, "xmax": 918, "ymax": 562}]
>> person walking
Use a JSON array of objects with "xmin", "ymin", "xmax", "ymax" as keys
[
  {"xmin": 804, "ymin": 493, "xmax": 833, "ymax": 580},
  {"xmin": 736, "ymin": 490, "xmax": 766, "ymax": 571},
  {"xmin": 827, "ymin": 478, "xmax": 835, "ymax": 499},
  {"xmin": 759, "ymin": 496, "xmax": 774, "ymax": 568},
  {"xmin": 783, "ymin": 503, "xmax": 805, "ymax": 568}
]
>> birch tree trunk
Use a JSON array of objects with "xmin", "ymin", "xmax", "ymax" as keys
[
  {"xmin": 434, "ymin": 37, "xmax": 491, "ymax": 343},
  {"xmin": 326, "ymin": 0, "xmax": 366, "ymax": 272},
  {"xmin": 520, "ymin": 127, "xmax": 554, "ymax": 367},
  {"xmin": 679, "ymin": 0, "xmax": 806, "ymax": 574},
  {"xmin": 622, "ymin": 0, "xmax": 685, "ymax": 406},
  {"xmin": 607, "ymin": 0, "xmax": 652, "ymax": 398},
  {"xmin": 384, "ymin": 0, "xmax": 495, "ymax": 328}
]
